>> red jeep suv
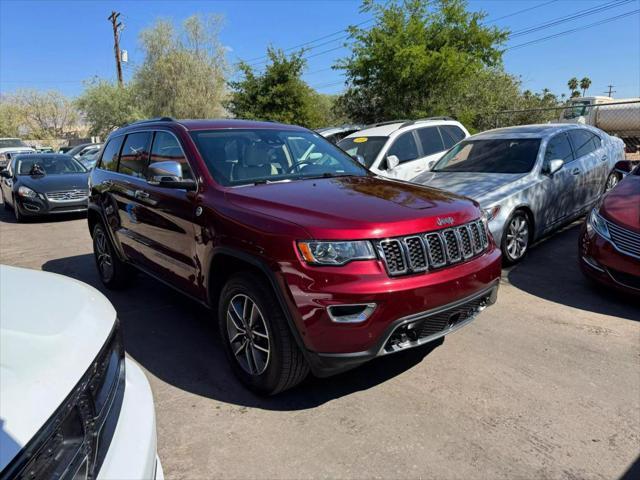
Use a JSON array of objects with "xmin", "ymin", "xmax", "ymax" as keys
[{"xmin": 88, "ymin": 118, "xmax": 501, "ymax": 394}]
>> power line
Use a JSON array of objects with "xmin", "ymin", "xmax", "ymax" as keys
[{"xmin": 485, "ymin": 0, "xmax": 560, "ymax": 24}]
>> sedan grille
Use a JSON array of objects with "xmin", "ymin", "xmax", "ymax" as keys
[
  {"xmin": 377, "ymin": 219, "xmax": 489, "ymax": 276},
  {"xmin": 606, "ymin": 220, "xmax": 640, "ymax": 258},
  {"xmin": 46, "ymin": 189, "xmax": 88, "ymax": 202}
]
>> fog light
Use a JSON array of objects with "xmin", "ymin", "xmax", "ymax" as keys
[{"xmin": 327, "ymin": 303, "xmax": 376, "ymax": 323}]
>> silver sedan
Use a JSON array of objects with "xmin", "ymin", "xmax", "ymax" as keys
[{"xmin": 412, "ymin": 124, "xmax": 625, "ymax": 264}]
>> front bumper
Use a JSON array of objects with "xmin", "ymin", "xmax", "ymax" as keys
[
  {"xmin": 15, "ymin": 194, "xmax": 87, "ymax": 216},
  {"xmin": 97, "ymin": 358, "xmax": 163, "ymax": 480},
  {"xmin": 579, "ymin": 224, "xmax": 640, "ymax": 296}
]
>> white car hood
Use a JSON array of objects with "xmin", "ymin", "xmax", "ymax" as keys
[{"xmin": 0, "ymin": 266, "xmax": 116, "ymax": 470}]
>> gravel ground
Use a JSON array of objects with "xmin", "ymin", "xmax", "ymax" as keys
[{"xmin": 1, "ymin": 205, "xmax": 638, "ymax": 480}]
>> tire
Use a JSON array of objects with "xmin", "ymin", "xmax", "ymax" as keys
[
  {"xmin": 12, "ymin": 196, "xmax": 24, "ymax": 223},
  {"xmin": 501, "ymin": 210, "xmax": 531, "ymax": 266},
  {"xmin": 92, "ymin": 222, "xmax": 131, "ymax": 289},
  {"xmin": 604, "ymin": 172, "xmax": 620, "ymax": 193},
  {"xmin": 2, "ymin": 190, "xmax": 9, "ymax": 211},
  {"xmin": 218, "ymin": 272, "xmax": 309, "ymax": 395}
]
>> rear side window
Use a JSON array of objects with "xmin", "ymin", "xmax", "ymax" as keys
[
  {"xmin": 568, "ymin": 129, "xmax": 597, "ymax": 158},
  {"xmin": 387, "ymin": 131, "xmax": 419, "ymax": 164},
  {"xmin": 439, "ymin": 125, "xmax": 466, "ymax": 148},
  {"xmin": 545, "ymin": 133, "xmax": 574, "ymax": 164},
  {"xmin": 99, "ymin": 136, "xmax": 124, "ymax": 171},
  {"xmin": 416, "ymin": 127, "xmax": 445, "ymax": 156},
  {"xmin": 119, "ymin": 132, "xmax": 151, "ymax": 178},
  {"xmin": 150, "ymin": 131, "xmax": 193, "ymax": 180}
]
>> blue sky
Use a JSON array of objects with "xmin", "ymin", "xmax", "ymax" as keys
[{"xmin": 1, "ymin": 0, "xmax": 639, "ymax": 100}]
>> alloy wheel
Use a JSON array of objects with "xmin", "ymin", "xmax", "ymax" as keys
[
  {"xmin": 226, "ymin": 294, "xmax": 271, "ymax": 376},
  {"xmin": 605, "ymin": 173, "xmax": 619, "ymax": 192},
  {"xmin": 94, "ymin": 228, "xmax": 114, "ymax": 282},
  {"xmin": 506, "ymin": 215, "xmax": 529, "ymax": 261}
]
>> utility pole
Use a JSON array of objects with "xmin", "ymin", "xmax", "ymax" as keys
[
  {"xmin": 604, "ymin": 84, "xmax": 616, "ymax": 98},
  {"xmin": 108, "ymin": 11, "xmax": 124, "ymax": 87}
]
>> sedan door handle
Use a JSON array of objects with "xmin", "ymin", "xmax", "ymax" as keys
[
  {"xmin": 571, "ymin": 168, "xmax": 581, "ymax": 176},
  {"xmin": 600, "ymin": 155, "xmax": 608, "ymax": 162},
  {"xmin": 134, "ymin": 190, "xmax": 150, "ymax": 200}
]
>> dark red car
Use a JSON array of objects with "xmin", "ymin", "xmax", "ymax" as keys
[
  {"xmin": 88, "ymin": 118, "xmax": 501, "ymax": 394},
  {"xmin": 579, "ymin": 161, "xmax": 640, "ymax": 295}
]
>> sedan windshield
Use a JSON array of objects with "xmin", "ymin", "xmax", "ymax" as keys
[
  {"xmin": 190, "ymin": 129, "xmax": 368, "ymax": 186},
  {"xmin": 0, "ymin": 139, "xmax": 28, "ymax": 148},
  {"xmin": 433, "ymin": 138, "xmax": 541, "ymax": 174},
  {"xmin": 337, "ymin": 136, "xmax": 388, "ymax": 168},
  {"xmin": 16, "ymin": 155, "xmax": 87, "ymax": 175}
]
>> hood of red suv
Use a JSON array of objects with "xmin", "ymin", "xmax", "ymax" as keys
[
  {"xmin": 225, "ymin": 175, "xmax": 481, "ymax": 239},
  {"xmin": 600, "ymin": 174, "xmax": 640, "ymax": 233}
]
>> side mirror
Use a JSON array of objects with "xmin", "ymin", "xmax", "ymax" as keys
[
  {"xmin": 351, "ymin": 154, "xmax": 366, "ymax": 166},
  {"xmin": 614, "ymin": 160, "xmax": 633, "ymax": 174},
  {"xmin": 147, "ymin": 161, "xmax": 196, "ymax": 191},
  {"xmin": 386, "ymin": 155, "xmax": 400, "ymax": 171},
  {"xmin": 426, "ymin": 160, "xmax": 437, "ymax": 171},
  {"xmin": 545, "ymin": 159, "xmax": 564, "ymax": 176}
]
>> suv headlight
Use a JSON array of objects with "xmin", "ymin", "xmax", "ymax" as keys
[
  {"xmin": 17, "ymin": 185, "xmax": 37, "ymax": 198},
  {"xmin": 297, "ymin": 240, "xmax": 376, "ymax": 265},
  {"xmin": 587, "ymin": 208, "xmax": 610, "ymax": 240},
  {"xmin": 482, "ymin": 205, "xmax": 501, "ymax": 222}
]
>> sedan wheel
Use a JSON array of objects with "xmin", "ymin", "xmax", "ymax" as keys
[
  {"xmin": 226, "ymin": 294, "xmax": 271, "ymax": 376},
  {"xmin": 502, "ymin": 212, "xmax": 530, "ymax": 265},
  {"xmin": 605, "ymin": 173, "xmax": 620, "ymax": 192}
]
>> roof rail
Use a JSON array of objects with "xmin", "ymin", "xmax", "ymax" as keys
[
  {"xmin": 398, "ymin": 116, "xmax": 455, "ymax": 129},
  {"xmin": 363, "ymin": 119, "xmax": 411, "ymax": 129},
  {"xmin": 125, "ymin": 117, "xmax": 175, "ymax": 127}
]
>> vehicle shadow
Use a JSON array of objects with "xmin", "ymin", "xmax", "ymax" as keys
[
  {"xmin": 507, "ymin": 223, "xmax": 639, "ymax": 321},
  {"xmin": 42, "ymin": 253, "xmax": 443, "ymax": 411}
]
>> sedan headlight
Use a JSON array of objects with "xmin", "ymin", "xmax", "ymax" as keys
[
  {"xmin": 297, "ymin": 240, "xmax": 376, "ymax": 265},
  {"xmin": 586, "ymin": 208, "xmax": 610, "ymax": 240},
  {"xmin": 17, "ymin": 185, "xmax": 37, "ymax": 198}
]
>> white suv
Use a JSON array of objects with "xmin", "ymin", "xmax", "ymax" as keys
[
  {"xmin": 337, "ymin": 118, "xmax": 469, "ymax": 182},
  {"xmin": 0, "ymin": 266, "xmax": 163, "ymax": 479}
]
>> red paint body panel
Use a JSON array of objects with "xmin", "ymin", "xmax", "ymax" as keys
[{"xmin": 600, "ymin": 174, "xmax": 640, "ymax": 233}]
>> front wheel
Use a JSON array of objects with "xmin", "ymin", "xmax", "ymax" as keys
[
  {"xmin": 92, "ymin": 223, "xmax": 131, "ymax": 289},
  {"xmin": 501, "ymin": 211, "xmax": 531, "ymax": 265},
  {"xmin": 604, "ymin": 172, "xmax": 620, "ymax": 193},
  {"xmin": 218, "ymin": 273, "xmax": 309, "ymax": 395}
]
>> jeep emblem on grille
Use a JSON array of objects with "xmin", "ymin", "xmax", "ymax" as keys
[{"xmin": 436, "ymin": 216, "xmax": 454, "ymax": 226}]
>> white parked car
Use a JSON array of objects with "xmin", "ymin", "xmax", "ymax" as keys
[
  {"xmin": 337, "ymin": 117, "xmax": 469, "ymax": 181},
  {"xmin": 0, "ymin": 138, "xmax": 35, "ymax": 170},
  {"xmin": 0, "ymin": 265, "xmax": 163, "ymax": 480}
]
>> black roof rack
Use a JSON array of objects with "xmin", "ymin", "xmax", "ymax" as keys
[
  {"xmin": 363, "ymin": 119, "xmax": 411, "ymax": 129},
  {"xmin": 125, "ymin": 117, "xmax": 175, "ymax": 127},
  {"xmin": 398, "ymin": 117, "xmax": 455, "ymax": 129}
]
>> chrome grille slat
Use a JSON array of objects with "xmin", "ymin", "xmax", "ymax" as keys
[
  {"xmin": 46, "ymin": 189, "xmax": 89, "ymax": 202},
  {"xmin": 606, "ymin": 220, "xmax": 640, "ymax": 257},
  {"xmin": 378, "ymin": 218, "xmax": 488, "ymax": 276}
]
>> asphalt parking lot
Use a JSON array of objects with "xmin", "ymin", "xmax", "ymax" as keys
[{"xmin": 1, "ymin": 206, "xmax": 638, "ymax": 480}]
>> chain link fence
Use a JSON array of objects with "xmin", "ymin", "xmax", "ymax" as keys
[{"xmin": 492, "ymin": 100, "xmax": 640, "ymax": 159}]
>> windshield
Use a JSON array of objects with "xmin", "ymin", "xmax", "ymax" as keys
[
  {"xmin": 0, "ymin": 139, "xmax": 28, "ymax": 149},
  {"xmin": 337, "ymin": 136, "xmax": 387, "ymax": 168},
  {"xmin": 563, "ymin": 101, "xmax": 591, "ymax": 120},
  {"xmin": 16, "ymin": 155, "xmax": 87, "ymax": 175},
  {"xmin": 433, "ymin": 138, "xmax": 541, "ymax": 174},
  {"xmin": 190, "ymin": 129, "xmax": 368, "ymax": 186}
]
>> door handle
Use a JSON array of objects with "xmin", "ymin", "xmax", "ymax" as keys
[
  {"xmin": 571, "ymin": 168, "xmax": 581, "ymax": 176},
  {"xmin": 600, "ymin": 155, "xmax": 607, "ymax": 162},
  {"xmin": 101, "ymin": 180, "xmax": 113, "ymax": 188},
  {"xmin": 134, "ymin": 190, "xmax": 150, "ymax": 200}
]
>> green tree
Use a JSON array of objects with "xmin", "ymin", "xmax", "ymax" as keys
[
  {"xmin": 335, "ymin": 0, "xmax": 509, "ymax": 123},
  {"xmin": 227, "ymin": 48, "xmax": 327, "ymax": 128},
  {"xmin": 134, "ymin": 14, "xmax": 228, "ymax": 118},
  {"xmin": 0, "ymin": 96, "xmax": 23, "ymax": 137},
  {"xmin": 580, "ymin": 77, "xmax": 592, "ymax": 96},
  {"xmin": 567, "ymin": 77, "xmax": 579, "ymax": 97},
  {"xmin": 76, "ymin": 79, "xmax": 143, "ymax": 138}
]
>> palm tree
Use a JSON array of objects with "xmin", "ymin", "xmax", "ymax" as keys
[
  {"xmin": 580, "ymin": 77, "xmax": 592, "ymax": 96},
  {"xmin": 567, "ymin": 77, "xmax": 579, "ymax": 92}
]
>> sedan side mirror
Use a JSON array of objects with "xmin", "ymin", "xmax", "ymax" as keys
[
  {"xmin": 147, "ymin": 161, "xmax": 196, "ymax": 191},
  {"xmin": 545, "ymin": 159, "xmax": 564, "ymax": 176},
  {"xmin": 386, "ymin": 155, "xmax": 400, "ymax": 171}
]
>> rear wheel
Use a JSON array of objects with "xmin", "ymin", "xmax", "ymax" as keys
[
  {"xmin": 604, "ymin": 172, "xmax": 620, "ymax": 192},
  {"xmin": 501, "ymin": 211, "xmax": 530, "ymax": 265},
  {"xmin": 92, "ymin": 223, "xmax": 131, "ymax": 289},
  {"xmin": 218, "ymin": 273, "xmax": 309, "ymax": 395}
]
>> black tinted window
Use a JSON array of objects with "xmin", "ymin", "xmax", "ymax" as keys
[
  {"xmin": 99, "ymin": 136, "xmax": 124, "ymax": 171},
  {"xmin": 440, "ymin": 125, "xmax": 466, "ymax": 148},
  {"xmin": 150, "ymin": 131, "xmax": 193, "ymax": 180},
  {"xmin": 337, "ymin": 136, "xmax": 387, "ymax": 168},
  {"xmin": 545, "ymin": 133, "xmax": 574, "ymax": 164},
  {"xmin": 387, "ymin": 132, "xmax": 418, "ymax": 164},
  {"xmin": 569, "ymin": 129, "xmax": 597, "ymax": 158},
  {"xmin": 434, "ymin": 138, "xmax": 541, "ymax": 173},
  {"xmin": 416, "ymin": 127, "xmax": 445, "ymax": 156},
  {"xmin": 119, "ymin": 132, "xmax": 151, "ymax": 178}
]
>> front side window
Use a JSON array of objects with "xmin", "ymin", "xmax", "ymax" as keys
[
  {"xmin": 336, "ymin": 136, "xmax": 388, "ymax": 168},
  {"xmin": 99, "ymin": 136, "xmax": 124, "ymax": 171},
  {"xmin": 387, "ymin": 131, "xmax": 419, "ymax": 164},
  {"xmin": 190, "ymin": 129, "xmax": 367, "ymax": 186},
  {"xmin": 150, "ymin": 131, "xmax": 193, "ymax": 180},
  {"xmin": 119, "ymin": 132, "xmax": 151, "ymax": 178},
  {"xmin": 434, "ymin": 138, "xmax": 541, "ymax": 174},
  {"xmin": 544, "ymin": 133, "xmax": 574, "ymax": 164},
  {"xmin": 16, "ymin": 155, "xmax": 86, "ymax": 175},
  {"xmin": 439, "ymin": 125, "xmax": 466, "ymax": 148},
  {"xmin": 569, "ymin": 129, "xmax": 597, "ymax": 158},
  {"xmin": 416, "ymin": 127, "xmax": 445, "ymax": 156}
]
